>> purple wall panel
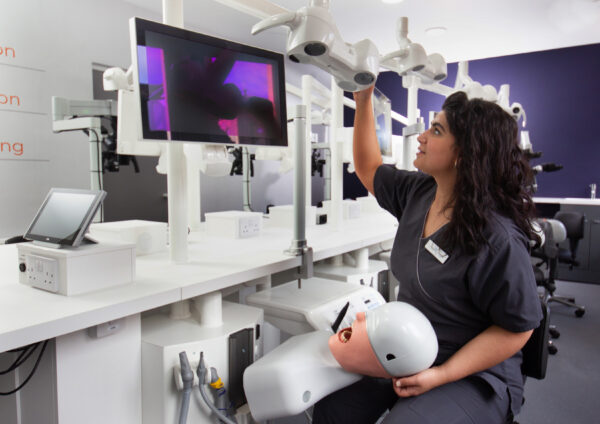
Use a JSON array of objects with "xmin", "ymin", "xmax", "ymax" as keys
[{"xmin": 371, "ymin": 43, "xmax": 600, "ymax": 198}]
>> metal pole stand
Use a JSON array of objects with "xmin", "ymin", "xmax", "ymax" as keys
[{"xmin": 285, "ymin": 104, "xmax": 314, "ymax": 288}]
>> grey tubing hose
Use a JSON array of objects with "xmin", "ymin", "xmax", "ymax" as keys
[
  {"xmin": 178, "ymin": 352, "xmax": 195, "ymax": 424},
  {"xmin": 179, "ymin": 387, "xmax": 192, "ymax": 424},
  {"xmin": 197, "ymin": 366, "xmax": 237, "ymax": 424}
]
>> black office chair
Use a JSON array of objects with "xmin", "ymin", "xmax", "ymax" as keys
[
  {"xmin": 531, "ymin": 218, "xmax": 565, "ymax": 353},
  {"xmin": 549, "ymin": 211, "xmax": 586, "ymax": 317}
]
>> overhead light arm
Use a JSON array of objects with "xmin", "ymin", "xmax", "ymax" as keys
[
  {"xmin": 251, "ymin": 11, "xmax": 299, "ymax": 34},
  {"xmin": 251, "ymin": 0, "xmax": 380, "ymax": 92},
  {"xmin": 211, "ymin": 0, "xmax": 289, "ymax": 20},
  {"xmin": 380, "ymin": 17, "xmax": 447, "ymax": 85}
]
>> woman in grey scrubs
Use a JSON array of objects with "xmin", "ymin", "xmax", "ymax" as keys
[{"xmin": 313, "ymin": 88, "xmax": 543, "ymax": 424}]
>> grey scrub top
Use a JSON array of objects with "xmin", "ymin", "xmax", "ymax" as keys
[{"xmin": 373, "ymin": 164, "xmax": 543, "ymax": 416}]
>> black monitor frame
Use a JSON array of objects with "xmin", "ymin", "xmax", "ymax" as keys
[
  {"xmin": 24, "ymin": 188, "xmax": 106, "ymax": 247},
  {"xmin": 131, "ymin": 17, "xmax": 288, "ymax": 147}
]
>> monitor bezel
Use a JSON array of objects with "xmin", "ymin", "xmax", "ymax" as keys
[
  {"xmin": 130, "ymin": 17, "xmax": 288, "ymax": 147},
  {"xmin": 24, "ymin": 188, "xmax": 107, "ymax": 247}
]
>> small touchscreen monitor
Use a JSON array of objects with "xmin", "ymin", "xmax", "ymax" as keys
[{"xmin": 24, "ymin": 188, "xmax": 106, "ymax": 247}]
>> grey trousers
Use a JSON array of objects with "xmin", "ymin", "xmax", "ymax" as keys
[{"xmin": 312, "ymin": 376, "xmax": 510, "ymax": 424}]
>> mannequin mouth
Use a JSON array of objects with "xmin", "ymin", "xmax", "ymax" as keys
[{"xmin": 338, "ymin": 327, "xmax": 352, "ymax": 343}]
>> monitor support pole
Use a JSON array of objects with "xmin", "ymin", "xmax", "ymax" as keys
[
  {"xmin": 163, "ymin": 0, "xmax": 188, "ymax": 264},
  {"xmin": 286, "ymin": 104, "xmax": 314, "ymax": 289}
]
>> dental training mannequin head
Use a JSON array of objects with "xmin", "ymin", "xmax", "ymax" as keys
[
  {"xmin": 328, "ymin": 302, "xmax": 438, "ymax": 378},
  {"xmin": 242, "ymin": 301, "xmax": 439, "ymax": 421}
]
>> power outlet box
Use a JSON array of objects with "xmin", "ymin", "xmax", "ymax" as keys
[
  {"xmin": 205, "ymin": 211, "xmax": 262, "ymax": 239},
  {"xmin": 17, "ymin": 241, "xmax": 136, "ymax": 296}
]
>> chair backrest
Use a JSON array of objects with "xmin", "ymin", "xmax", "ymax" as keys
[
  {"xmin": 531, "ymin": 219, "xmax": 564, "ymax": 267},
  {"xmin": 530, "ymin": 219, "xmax": 566, "ymax": 292},
  {"xmin": 536, "ymin": 219, "xmax": 566, "ymax": 255},
  {"xmin": 521, "ymin": 298, "xmax": 550, "ymax": 380},
  {"xmin": 553, "ymin": 211, "xmax": 585, "ymax": 258}
]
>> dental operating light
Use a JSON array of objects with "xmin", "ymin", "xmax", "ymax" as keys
[
  {"xmin": 251, "ymin": 0, "xmax": 380, "ymax": 92},
  {"xmin": 380, "ymin": 17, "xmax": 448, "ymax": 84},
  {"xmin": 252, "ymin": 3, "xmax": 448, "ymax": 90}
]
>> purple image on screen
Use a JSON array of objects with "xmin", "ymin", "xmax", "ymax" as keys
[
  {"xmin": 137, "ymin": 45, "xmax": 171, "ymax": 132},
  {"xmin": 218, "ymin": 119, "xmax": 239, "ymax": 139},
  {"xmin": 224, "ymin": 61, "xmax": 274, "ymax": 102},
  {"xmin": 218, "ymin": 61, "xmax": 275, "ymax": 138}
]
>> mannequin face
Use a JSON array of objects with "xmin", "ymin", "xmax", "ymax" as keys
[{"xmin": 328, "ymin": 312, "xmax": 392, "ymax": 378}]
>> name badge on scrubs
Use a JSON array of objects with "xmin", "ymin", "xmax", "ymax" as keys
[{"xmin": 424, "ymin": 239, "xmax": 449, "ymax": 264}]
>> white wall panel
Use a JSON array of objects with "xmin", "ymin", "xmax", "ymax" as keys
[{"xmin": 0, "ymin": 0, "xmax": 329, "ymax": 237}]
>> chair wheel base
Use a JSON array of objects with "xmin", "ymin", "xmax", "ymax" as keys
[
  {"xmin": 575, "ymin": 308, "xmax": 585, "ymax": 317},
  {"xmin": 548, "ymin": 343, "xmax": 558, "ymax": 355},
  {"xmin": 549, "ymin": 327, "xmax": 560, "ymax": 339}
]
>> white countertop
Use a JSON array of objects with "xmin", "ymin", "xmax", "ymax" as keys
[
  {"xmin": 0, "ymin": 244, "xmax": 182, "ymax": 352},
  {"xmin": 534, "ymin": 197, "xmax": 600, "ymax": 206},
  {"xmin": 0, "ymin": 213, "xmax": 397, "ymax": 352}
]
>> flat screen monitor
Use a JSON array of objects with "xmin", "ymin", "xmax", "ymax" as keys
[
  {"xmin": 24, "ymin": 188, "xmax": 106, "ymax": 247},
  {"xmin": 130, "ymin": 17, "xmax": 288, "ymax": 147}
]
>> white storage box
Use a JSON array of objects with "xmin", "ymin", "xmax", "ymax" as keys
[
  {"xmin": 89, "ymin": 220, "xmax": 167, "ymax": 256},
  {"xmin": 204, "ymin": 211, "xmax": 263, "ymax": 238},
  {"xmin": 266, "ymin": 205, "xmax": 317, "ymax": 228},
  {"xmin": 17, "ymin": 241, "xmax": 136, "ymax": 296},
  {"xmin": 321, "ymin": 200, "xmax": 361, "ymax": 220}
]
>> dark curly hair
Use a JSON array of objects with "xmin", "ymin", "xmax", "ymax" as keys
[{"xmin": 440, "ymin": 91, "xmax": 538, "ymax": 254}]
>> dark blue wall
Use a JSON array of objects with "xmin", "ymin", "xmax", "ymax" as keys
[{"xmin": 364, "ymin": 43, "xmax": 600, "ymax": 198}]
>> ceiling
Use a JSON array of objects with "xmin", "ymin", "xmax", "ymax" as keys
[{"xmin": 123, "ymin": 0, "xmax": 600, "ymax": 63}]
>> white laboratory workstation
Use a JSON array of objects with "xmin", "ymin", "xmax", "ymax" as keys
[
  {"xmin": 0, "ymin": 211, "xmax": 397, "ymax": 424},
  {"xmin": 6, "ymin": 0, "xmax": 572, "ymax": 421}
]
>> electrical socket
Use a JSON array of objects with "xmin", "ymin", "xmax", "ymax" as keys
[
  {"xmin": 26, "ymin": 254, "xmax": 58, "ymax": 293},
  {"xmin": 205, "ymin": 211, "xmax": 262, "ymax": 239},
  {"xmin": 239, "ymin": 217, "xmax": 260, "ymax": 238}
]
